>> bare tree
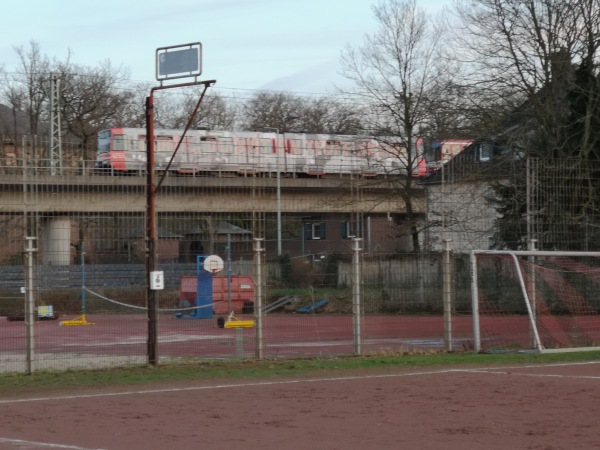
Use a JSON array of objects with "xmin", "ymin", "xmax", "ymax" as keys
[
  {"xmin": 241, "ymin": 90, "xmax": 363, "ymax": 134},
  {"xmin": 451, "ymin": 0, "xmax": 600, "ymax": 250},
  {"xmin": 6, "ymin": 41, "xmax": 53, "ymax": 136},
  {"xmin": 0, "ymin": 42, "xmax": 141, "ymax": 168},
  {"xmin": 57, "ymin": 60, "xmax": 134, "ymax": 163},
  {"xmin": 451, "ymin": 0, "xmax": 600, "ymax": 156},
  {"xmin": 184, "ymin": 90, "xmax": 237, "ymax": 131},
  {"xmin": 149, "ymin": 88, "xmax": 237, "ymax": 131},
  {"xmin": 299, "ymin": 97, "xmax": 363, "ymax": 134},
  {"xmin": 177, "ymin": 90, "xmax": 237, "ymax": 131},
  {"xmin": 339, "ymin": 0, "xmax": 452, "ymax": 252},
  {"xmin": 241, "ymin": 91, "xmax": 304, "ymax": 132},
  {"xmin": 0, "ymin": 82, "xmax": 28, "ymax": 138},
  {"xmin": 122, "ymin": 82, "xmax": 154, "ymax": 128}
]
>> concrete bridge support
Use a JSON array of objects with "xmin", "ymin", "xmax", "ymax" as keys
[{"xmin": 41, "ymin": 218, "xmax": 71, "ymax": 266}]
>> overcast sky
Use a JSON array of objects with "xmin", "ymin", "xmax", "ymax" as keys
[{"xmin": 2, "ymin": 0, "xmax": 447, "ymax": 95}]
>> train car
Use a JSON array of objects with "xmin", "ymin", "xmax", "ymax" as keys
[
  {"xmin": 94, "ymin": 128, "xmax": 427, "ymax": 177},
  {"xmin": 421, "ymin": 138, "xmax": 473, "ymax": 173}
]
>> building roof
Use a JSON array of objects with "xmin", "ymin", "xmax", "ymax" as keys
[{"xmin": 420, "ymin": 140, "xmax": 524, "ymax": 185}]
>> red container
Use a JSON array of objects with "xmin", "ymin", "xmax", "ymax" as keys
[{"xmin": 179, "ymin": 275, "xmax": 255, "ymax": 314}]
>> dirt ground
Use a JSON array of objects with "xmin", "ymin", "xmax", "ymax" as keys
[{"xmin": 0, "ymin": 362, "xmax": 599, "ymax": 449}]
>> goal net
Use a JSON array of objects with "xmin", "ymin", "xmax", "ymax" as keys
[{"xmin": 470, "ymin": 250, "xmax": 600, "ymax": 353}]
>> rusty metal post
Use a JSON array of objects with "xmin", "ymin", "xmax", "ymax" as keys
[
  {"xmin": 146, "ymin": 92, "xmax": 158, "ymax": 366},
  {"xmin": 144, "ymin": 79, "xmax": 215, "ymax": 367}
]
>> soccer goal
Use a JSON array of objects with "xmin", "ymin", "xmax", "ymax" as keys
[{"xmin": 470, "ymin": 250, "xmax": 600, "ymax": 353}]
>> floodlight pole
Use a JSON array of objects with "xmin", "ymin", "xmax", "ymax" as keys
[{"xmin": 146, "ymin": 79, "xmax": 216, "ymax": 367}]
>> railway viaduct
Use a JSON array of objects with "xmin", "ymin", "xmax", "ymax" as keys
[
  {"xmin": 0, "ymin": 173, "xmax": 423, "ymax": 215},
  {"xmin": 0, "ymin": 173, "xmax": 425, "ymax": 264}
]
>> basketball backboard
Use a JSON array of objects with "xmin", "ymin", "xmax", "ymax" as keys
[
  {"xmin": 203, "ymin": 255, "xmax": 224, "ymax": 273},
  {"xmin": 156, "ymin": 42, "xmax": 202, "ymax": 81}
]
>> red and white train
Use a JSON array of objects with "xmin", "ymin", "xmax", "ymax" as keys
[
  {"xmin": 94, "ymin": 128, "xmax": 427, "ymax": 177},
  {"xmin": 420, "ymin": 138, "xmax": 473, "ymax": 173}
]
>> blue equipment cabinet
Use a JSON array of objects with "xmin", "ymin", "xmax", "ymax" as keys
[{"xmin": 194, "ymin": 255, "xmax": 214, "ymax": 319}]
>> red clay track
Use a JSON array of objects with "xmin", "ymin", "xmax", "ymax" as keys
[
  {"xmin": 0, "ymin": 361, "xmax": 599, "ymax": 449},
  {"xmin": 2, "ymin": 313, "xmax": 599, "ymax": 372},
  {"xmin": 1, "ymin": 314, "xmax": 475, "ymax": 368}
]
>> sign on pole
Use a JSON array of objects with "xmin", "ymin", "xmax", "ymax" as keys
[{"xmin": 156, "ymin": 42, "xmax": 202, "ymax": 81}]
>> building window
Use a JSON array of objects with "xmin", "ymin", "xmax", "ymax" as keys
[
  {"xmin": 303, "ymin": 222, "xmax": 326, "ymax": 240},
  {"xmin": 479, "ymin": 143, "xmax": 493, "ymax": 162},
  {"xmin": 341, "ymin": 220, "xmax": 360, "ymax": 239}
]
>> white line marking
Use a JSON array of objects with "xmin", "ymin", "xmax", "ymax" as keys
[
  {"xmin": 0, "ymin": 369, "xmax": 453, "ymax": 404},
  {"xmin": 457, "ymin": 369, "xmax": 600, "ymax": 380},
  {"xmin": 0, "ymin": 436, "xmax": 106, "ymax": 449},
  {"xmin": 0, "ymin": 361, "xmax": 598, "ymax": 405},
  {"xmin": 457, "ymin": 360, "xmax": 600, "ymax": 371}
]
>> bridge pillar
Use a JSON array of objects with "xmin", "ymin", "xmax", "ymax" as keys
[{"xmin": 42, "ymin": 218, "xmax": 71, "ymax": 266}]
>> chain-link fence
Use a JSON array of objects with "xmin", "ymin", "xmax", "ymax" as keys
[{"xmin": 1, "ymin": 136, "xmax": 600, "ymax": 373}]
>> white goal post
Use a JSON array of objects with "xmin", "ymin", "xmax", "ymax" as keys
[{"xmin": 470, "ymin": 250, "xmax": 600, "ymax": 354}]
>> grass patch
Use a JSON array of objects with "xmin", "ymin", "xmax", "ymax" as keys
[{"xmin": 1, "ymin": 350, "xmax": 599, "ymax": 396}]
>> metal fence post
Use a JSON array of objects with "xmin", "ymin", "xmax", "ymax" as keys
[
  {"xmin": 352, "ymin": 238, "xmax": 362, "ymax": 356},
  {"xmin": 442, "ymin": 239, "xmax": 453, "ymax": 351},
  {"xmin": 254, "ymin": 238, "xmax": 265, "ymax": 360},
  {"xmin": 470, "ymin": 251, "xmax": 481, "ymax": 353},
  {"xmin": 24, "ymin": 237, "xmax": 37, "ymax": 374}
]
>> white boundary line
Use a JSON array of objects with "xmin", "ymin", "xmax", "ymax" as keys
[
  {"xmin": 457, "ymin": 369, "xmax": 600, "ymax": 380},
  {"xmin": 0, "ymin": 369, "xmax": 450, "ymax": 404},
  {"xmin": 0, "ymin": 436, "xmax": 106, "ymax": 449},
  {"xmin": 454, "ymin": 360, "xmax": 600, "ymax": 379},
  {"xmin": 1, "ymin": 361, "xmax": 599, "ymax": 405}
]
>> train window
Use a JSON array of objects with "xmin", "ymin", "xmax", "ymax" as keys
[
  {"xmin": 132, "ymin": 135, "xmax": 146, "ymax": 152},
  {"xmin": 390, "ymin": 143, "xmax": 405, "ymax": 158},
  {"xmin": 288, "ymin": 140, "xmax": 303, "ymax": 155},
  {"xmin": 258, "ymin": 138, "xmax": 272, "ymax": 154},
  {"xmin": 98, "ymin": 131, "xmax": 111, "ymax": 152},
  {"xmin": 201, "ymin": 136, "xmax": 217, "ymax": 153},
  {"xmin": 113, "ymin": 134, "xmax": 126, "ymax": 151},
  {"xmin": 416, "ymin": 139, "xmax": 424, "ymax": 157},
  {"xmin": 156, "ymin": 135, "xmax": 173, "ymax": 152},
  {"xmin": 326, "ymin": 140, "xmax": 342, "ymax": 156},
  {"xmin": 340, "ymin": 141, "xmax": 354, "ymax": 156},
  {"xmin": 311, "ymin": 140, "xmax": 323, "ymax": 156},
  {"xmin": 358, "ymin": 142, "xmax": 372, "ymax": 157},
  {"xmin": 239, "ymin": 138, "xmax": 252, "ymax": 154},
  {"xmin": 218, "ymin": 137, "xmax": 234, "ymax": 154}
]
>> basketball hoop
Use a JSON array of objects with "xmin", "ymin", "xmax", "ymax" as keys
[{"xmin": 203, "ymin": 255, "xmax": 224, "ymax": 273}]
